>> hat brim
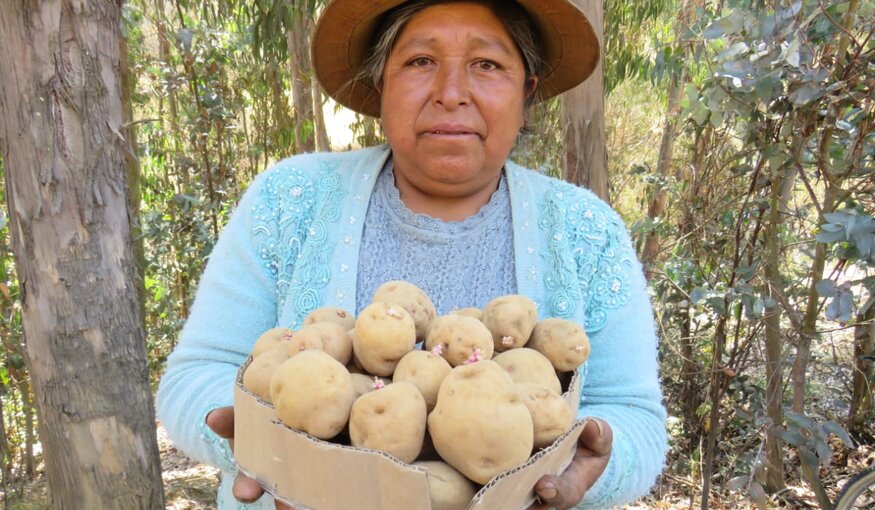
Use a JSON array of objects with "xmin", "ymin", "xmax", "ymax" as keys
[{"xmin": 312, "ymin": 0, "xmax": 600, "ymax": 118}]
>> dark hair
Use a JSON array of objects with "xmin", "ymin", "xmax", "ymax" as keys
[{"xmin": 356, "ymin": 0, "xmax": 546, "ymax": 105}]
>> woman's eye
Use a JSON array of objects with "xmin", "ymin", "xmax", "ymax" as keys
[
  {"xmin": 475, "ymin": 60, "xmax": 499, "ymax": 71},
  {"xmin": 409, "ymin": 57, "xmax": 432, "ymax": 67}
]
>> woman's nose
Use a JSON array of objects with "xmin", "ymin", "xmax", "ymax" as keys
[{"xmin": 432, "ymin": 63, "xmax": 470, "ymax": 109}]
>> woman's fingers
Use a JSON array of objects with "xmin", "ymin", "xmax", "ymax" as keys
[
  {"xmin": 530, "ymin": 418, "xmax": 613, "ymax": 510},
  {"xmin": 232, "ymin": 473, "xmax": 265, "ymax": 504},
  {"xmin": 205, "ymin": 406, "xmax": 236, "ymax": 439}
]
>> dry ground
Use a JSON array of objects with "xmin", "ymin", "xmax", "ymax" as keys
[{"xmin": 3, "ymin": 423, "xmax": 871, "ymax": 509}]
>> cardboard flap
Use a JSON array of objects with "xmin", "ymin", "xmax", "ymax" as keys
[
  {"xmin": 235, "ymin": 380, "xmax": 431, "ymax": 510},
  {"xmin": 467, "ymin": 419, "xmax": 584, "ymax": 510}
]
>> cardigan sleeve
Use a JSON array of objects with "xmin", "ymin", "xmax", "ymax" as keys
[
  {"xmin": 573, "ymin": 207, "xmax": 668, "ymax": 508},
  {"xmin": 155, "ymin": 169, "xmax": 283, "ymax": 473}
]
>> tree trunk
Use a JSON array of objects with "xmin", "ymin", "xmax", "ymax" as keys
[
  {"xmin": 562, "ymin": 0, "xmax": 608, "ymax": 201},
  {"xmin": 288, "ymin": 0, "xmax": 316, "ymax": 153},
  {"xmin": 119, "ymin": 22, "xmax": 148, "ymax": 332},
  {"xmin": 313, "ymin": 79, "xmax": 331, "ymax": 152},
  {"xmin": 849, "ymin": 306, "xmax": 875, "ymax": 438},
  {"xmin": 762, "ymin": 169, "xmax": 785, "ymax": 492},
  {"xmin": 640, "ymin": 0, "xmax": 692, "ymax": 274},
  {"xmin": 700, "ymin": 318, "xmax": 727, "ymax": 510},
  {"xmin": 0, "ymin": 2, "xmax": 165, "ymax": 508}
]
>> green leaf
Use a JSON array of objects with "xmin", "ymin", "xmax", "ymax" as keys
[
  {"xmin": 790, "ymin": 84, "xmax": 825, "ymax": 107},
  {"xmin": 693, "ymin": 106, "xmax": 710, "ymax": 126},
  {"xmin": 726, "ymin": 475, "xmax": 749, "ymax": 491},
  {"xmin": 690, "ymin": 287, "xmax": 708, "ymax": 305},
  {"xmin": 780, "ymin": 428, "xmax": 806, "ymax": 446},
  {"xmin": 816, "ymin": 230, "xmax": 845, "ymax": 243},
  {"xmin": 815, "ymin": 279, "xmax": 837, "ymax": 297},
  {"xmin": 822, "ymin": 421, "xmax": 853, "ymax": 447}
]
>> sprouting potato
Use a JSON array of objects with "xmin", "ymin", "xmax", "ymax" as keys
[
  {"xmin": 351, "ymin": 373, "xmax": 390, "ymax": 401},
  {"xmin": 528, "ymin": 318, "xmax": 591, "ymax": 371},
  {"xmin": 493, "ymin": 348, "xmax": 562, "ymax": 395},
  {"xmin": 516, "ymin": 383, "xmax": 574, "ymax": 449},
  {"xmin": 270, "ymin": 350, "xmax": 355, "ymax": 439},
  {"xmin": 413, "ymin": 461, "xmax": 478, "ymax": 510},
  {"xmin": 450, "ymin": 307, "xmax": 483, "ymax": 321},
  {"xmin": 294, "ymin": 322, "xmax": 353, "ymax": 365},
  {"xmin": 393, "ymin": 349, "xmax": 452, "ymax": 411},
  {"xmin": 349, "ymin": 381, "xmax": 427, "ymax": 464},
  {"xmin": 428, "ymin": 360, "xmax": 534, "ymax": 484},
  {"xmin": 481, "ymin": 295, "xmax": 538, "ymax": 352},
  {"xmin": 303, "ymin": 306, "xmax": 356, "ymax": 331},
  {"xmin": 251, "ymin": 327, "xmax": 295, "ymax": 358},
  {"xmin": 353, "ymin": 301, "xmax": 417, "ymax": 376},
  {"xmin": 286, "ymin": 329, "xmax": 324, "ymax": 357},
  {"xmin": 425, "ymin": 314, "xmax": 494, "ymax": 367},
  {"xmin": 373, "ymin": 280, "xmax": 436, "ymax": 342},
  {"xmin": 242, "ymin": 347, "xmax": 289, "ymax": 403}
]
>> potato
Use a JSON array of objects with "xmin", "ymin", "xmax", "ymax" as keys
[
  {"xmin": 303, "ymin": 306, "xmax": 356, "ymax": 331},
  {"xmin": 373, "ymin": 280, "xmax": 436, "ymax": 341},
  {"xmin": 392, "ymin": 350, "xmax": 452, "ymax": 411},
  {"xmin": 528, "ymin": 318, "xmax": 591, "ymax": 371},
  {"xmin": 413, "ymin": 461, "xmax": 478, "ymax": 510},
  {"xmin": 353, "ymin": 301, "xmax": 417, "ymax": 376},
  {"xmin": 481, "ymin": 295, "xmax": 538, "ymax": 352},
  {"xmin": 251, "ymin": 327, "xmax": 294, "ymax": 358},
  {"xmin": 350, "ymin": 373, "xmax": 391, "ymax": 401},
  {"xmin": 516, "ymin": 383, "xmax": 574, "ymax": 449},
  {"xmin": 242, "ymin": 347, "xmax": 289, "ymax": 402},
  {"xmin": 425, "ymin": 314, "xmax": 494, "ymax": 367},
  {"xmin": 349, "ymin": 381, "xmax": 427, "ymax": 463},
  {"xmin": 286, "ymin": 329, "xmax": 324, "ymax": 357},
  {"xmin": 270, "ymin": 350, "xmax": 355, "ymax": 439},
  {"xmin": 294, "ymin": 322, "xmax": 353, "ymax": 365},
  {"xmin": 428, "ymin": 360, "xmax": 534, "ymax": 484},
  {"xmin": 492, "ymin": 348, "xmax": 561, "ymax": 395},
  {"xmin": 450, "ymin": 307, "xmax": 483, "ymax": 321}
]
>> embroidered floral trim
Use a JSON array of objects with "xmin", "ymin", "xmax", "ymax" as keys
[
  {"xmin": 539, "ymin": 183, "xmax": 634, "ymax": 331},
  {"xmin": 252, "ymin": 160, "xmax": 347, "ymax": 326}
]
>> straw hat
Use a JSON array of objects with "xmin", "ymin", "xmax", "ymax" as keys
[{"xmin": 311, "ymin": 0, "xmax": 600, "ymax": 117}]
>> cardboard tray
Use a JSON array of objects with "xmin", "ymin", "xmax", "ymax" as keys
[{"xmin": 234, "ymin": 357, "xmax": 583, "ymax": 510}]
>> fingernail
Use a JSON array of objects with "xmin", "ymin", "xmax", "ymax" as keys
[
  {"xmin": 593, "ymin": 419, "xmax": 604, "ymax": 439},
  {"xmin": 540, "ymin": 482, "xmax": 557, "ymax": 500}
]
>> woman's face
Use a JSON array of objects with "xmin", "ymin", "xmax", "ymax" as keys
[{"xmin": 380, "ymin": 2, "xmax": 532, "ymax": 202}]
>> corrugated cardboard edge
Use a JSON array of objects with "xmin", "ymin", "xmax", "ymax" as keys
[
  {"xmin": 234, "ymin": 357, "xmax": 582, "ymax": 510},
  {"xmin": 465, "ymin": 369, "xmax": 582, "ymax": 510}
]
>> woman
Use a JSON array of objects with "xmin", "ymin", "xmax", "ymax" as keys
[{"xmin": 157, "ymin": 0, "xmax": 668, "ymax": 509}]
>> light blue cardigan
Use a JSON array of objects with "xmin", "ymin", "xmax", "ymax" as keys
[{"xmin": 156, "ymin": 146, "xmax": 667, "ymax": 509}]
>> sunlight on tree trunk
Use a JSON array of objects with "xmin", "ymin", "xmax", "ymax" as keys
[
  {"xmin": 0, "ymin": 1, "xmax": 165, "ymax": 507},
  {"xmin": 562, "ymin": 0, "xmax": 608, "ymax": 201},
  {"xmin": 763, "ymin": 168, "xmax": 785, "ymax": 492}
]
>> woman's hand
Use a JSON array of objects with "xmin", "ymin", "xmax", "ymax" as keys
[
  {"xmin": 528, "ymin": 418, "xmax": 612, "ymax": 510},
  {"xmin": 205, "ymin": 406, "xmax": 293, "ymax": 510}
]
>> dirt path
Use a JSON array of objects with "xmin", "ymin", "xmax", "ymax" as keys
[{"xmin": 158, "ymin": 423, "xmax": 220, "ymax": 510}]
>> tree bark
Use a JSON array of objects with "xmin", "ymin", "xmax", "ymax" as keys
[
  {"xmin": 640, "ymin": 0, "xmax": 692, "ymax": 274},
  {"xmin": 762, "ymin": 168, "xmax": 785, "ymax": 492},
  {"xmin": 562, "ymin": 0, "xmax": 608, "ymax": 201},
  {"xmin": 119, "ymin": 22, "xmax": 147, "ymax": 332},
  {"xmin": 849, "ymin": 306, "xmax": 875, "ymax": 438},
  {"xmin": 0, "ymin": 2, "xmax": 165, "ymax": 508},
  {"xmin": 288, "ymin": 0, "xmax": 316, "ymax": 153}
]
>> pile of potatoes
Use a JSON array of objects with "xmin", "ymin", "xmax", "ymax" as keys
[{"xmin": 242, "ymin": 281, "xmax": 591, "ymax": 510}]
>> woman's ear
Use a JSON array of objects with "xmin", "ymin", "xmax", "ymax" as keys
[{"xmin": 525, "ymin": 75, "xmax": 539, "ymax": 100}]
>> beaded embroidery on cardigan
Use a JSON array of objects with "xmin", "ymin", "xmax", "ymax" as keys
[
  {"xmin": 538, "ymin": 179, "xmax": 635, "ymax": 331},
  {"xmin": 251, "ymin": 160, "xmax": 347, "ymax": 319}
]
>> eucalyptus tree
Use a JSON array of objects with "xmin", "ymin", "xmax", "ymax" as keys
[
  {"xmin": 673, "ymin": 0, "xmax": 872, "ymax": 506},
  {"xmin": 0, "ymin": 1, "xmax": 164, "ymax": 507}
]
